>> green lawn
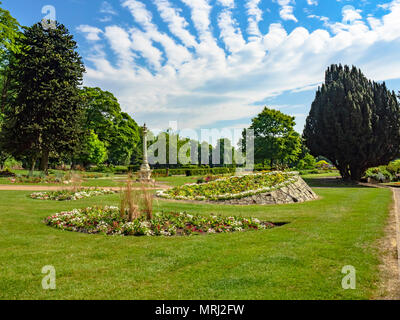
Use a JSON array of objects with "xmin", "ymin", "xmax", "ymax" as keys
[
  {"xmin": 155, "ymin": 175, "xmax": 206, "ymax": 187},
  {"xmin": 0, "ymin": 181, "xmax": 392, "ymax": 300}
]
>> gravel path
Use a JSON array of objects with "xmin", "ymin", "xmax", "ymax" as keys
[{"xmin": 391, "ymin": 189, "xmax": 400, "ymax": 283}]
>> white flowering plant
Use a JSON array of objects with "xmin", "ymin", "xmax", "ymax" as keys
[
  {"xmin": 44, "ymin": 206, "xmax": 275, "ymax": 236},
  {"xmin": 157, "ymin": 171, "xmax": 298, "ymax": 201},
  {"xmin": 30, "ymin": 188, "xmax": 118, "ymax": 201}
]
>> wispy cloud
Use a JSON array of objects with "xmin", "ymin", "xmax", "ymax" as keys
[{"xmin": 78, "ymin": 0, "xmax": 400, "ymax": 131}]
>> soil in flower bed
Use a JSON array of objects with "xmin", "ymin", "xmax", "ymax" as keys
[
  {"xmin": 157, "ymin": 171, "xmax": 296, "ymax": 201},
  {"xmin": 44, "ymin": 206, "xmax": 275, "ymax": 237},
  {"xmin": 31, "ymin": 188, "xmax": 118, "ymax": 201}
]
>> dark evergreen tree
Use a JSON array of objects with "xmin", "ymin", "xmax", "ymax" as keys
[
  {"xmin": 304, "ymin": 64, "xmax": 400, "ymax": 181},
  {"xmin": 1, "ymin": 22, "xmax": 85, "ymax": 174}
]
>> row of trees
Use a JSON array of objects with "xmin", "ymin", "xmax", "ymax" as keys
[
  {"xmin": 0, "ymin": 5, "xmax": 141, "ymax": 174},
  {"xmin": 2, "ymin": 4, "xmax": 398, "ymax": 180}
]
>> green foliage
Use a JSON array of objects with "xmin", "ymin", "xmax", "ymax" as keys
[
  {"xmin": 297, "ymin": 153, "xmax": 316, "ymax": 170},
  {"xmin": 79, "ymin": 130, "xmax": 107, "ymax": 166},
  {"xmin": 387, "ymin": 159, "xmax": 400, "ymax": 175},
  {"xmin": 0, "ymin": 2, "xmax": 22, "ymax": 57},
  {"xmin": 152, "ymin": 167, "xmax": 236, "ymax": 176},
  {"xmin": 243, "ymin": 107, "xmax": 301, "ymax": 166},
  {"xmin": 315, "ymin": 160, "xmax": 330, "ymax": 170},
  {"xmin": 79, "ymin": 87, "xmax": 140, "ymax": 165},
  {"xmin": 365, "ymin": 159, "xmax": 400, "ymax": 182},
  {"xmin": 304, "ymin": 64, "xmax": 400, "ymax": 181},
  {"xmin": 365, "ymin": 166, "xmax": 393, "ymax": 182},
  {"xmin": 0, "ymin": 2, "xmax": 22, "ymax": 170},
  {"xmin": 1, "ymin": 22, "xmax": 85, "ymax": 173}
]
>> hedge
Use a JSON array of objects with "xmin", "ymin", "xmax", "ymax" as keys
[{"xmin": 152, "ymin": 167, "xmax": 237, "ymax": 176}]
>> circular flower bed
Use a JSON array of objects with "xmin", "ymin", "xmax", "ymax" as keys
[
  {"xmin": 157, "ymin": 171, "xmax": 297, "ymax": 201},
  {"xmin": 31, "ymin": 188, "xmax": 118, "ymax": 201},
  {"xmin": 44, "ymin": 206, "xmax": 275, "ymax": 236}
]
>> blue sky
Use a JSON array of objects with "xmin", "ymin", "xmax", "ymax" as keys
[{"xmin": 3, "ymin": 0, "xmax": 400, "ymax": 141}]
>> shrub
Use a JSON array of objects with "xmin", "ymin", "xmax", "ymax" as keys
[
  {"xmin": 315, "ymin": 160, "xmax": 330, "ymax": 170},
  {"xmin": 387, "ymin": 160, "xmax": 400, "ymax": 175},
  {"xmin": 152, "ymin": 167, "xmax": 237, "ymax": 176},
  {"xmin": 365, "ymin": 166, "xmax": 393, "ymax": 182},
  {"xmin": 0, "ymin": 169, "xmax": 15, "ymax": 177}
]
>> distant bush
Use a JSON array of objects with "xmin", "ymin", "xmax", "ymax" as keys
[
  {"xmin": 315, "ymin": 160, "xmax": 330, "ymax": 170},
  {"xmin": 297, "ymin": 154, "xmax": 316, "ymax": 170},
  {"xmin": 387, "ymin": 160, "xmax": 400, "ymax": 176},
  {"xmin": 0, "ymin": 169, "xmax": 16, "ymax": 177},
  {"xmin": 365, "ymin": 166, "xmax": 393, "ymax": 182},
  {"xmin": 153, "ymin": 167, "xmax": 236, "ymax": 176},
  {"xmin": 364, "ymin": 160, "xmax": 400, "ymax": 182},
  {"xmin": 3, "ymin": 158, "xmax": 22, "ymax": 170}
]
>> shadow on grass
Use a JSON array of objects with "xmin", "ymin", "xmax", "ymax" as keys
[{"xmin": 303, "ymin": 177, "xmax": 373, "ymax": 188}]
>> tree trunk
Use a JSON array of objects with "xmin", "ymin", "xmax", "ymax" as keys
[
  {"xmin": 338, "ymin": 164, "xmax": 351, "ymax": 181},
  {"xmin": 40, "ymin": 150, "xmax": 49, "ymax": 175},
  {"xmin": 350, "ymin": 166, "xmax": 364, "ymax": 182},
  {"xmin": 29, "ymin": 156, "xmax": 37, "ymax": 176}
]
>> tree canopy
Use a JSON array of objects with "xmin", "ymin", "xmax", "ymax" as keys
[
  {"xmin": 304, "ymin": 64, "xmax": 400, "ymax": 181},
  {"xmin": 79, "ymin": 87, "xmax": 141, "ymax": 166},
  {"xmin": 243, "ymin": 107, "xmax": 301, "ymax": 166},
  {"xmin": 1, "ymin": 22, "xmax": 85, "ymax": 173}
]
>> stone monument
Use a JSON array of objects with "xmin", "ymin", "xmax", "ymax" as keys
[{"xmin": 138, "ymin": 124, "xmax": 154, "ymax": 183}]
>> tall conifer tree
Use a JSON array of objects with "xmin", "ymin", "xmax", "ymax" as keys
[
  {"xmin": 2, "ymin": 22, "xmax": 85, "ymax": 173},
  {"xmin": 304, "ymin": 64, "xmax": 400, "ymax": 181}
]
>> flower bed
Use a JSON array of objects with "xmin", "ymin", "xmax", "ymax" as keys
[
  {"xmin": 157, "ymin": 171, "xmax": 297, "ymax": 201},
  {"xmin": 44, "ymin": 206, "xmax": 275, "ymax": 236},
  {"xmin": 10, "ymin": 175, "xmax": 64, "ymax": 184},
  {"xmin": 31, "ymin": 188, "xmax": 118, "ymax": 201}
]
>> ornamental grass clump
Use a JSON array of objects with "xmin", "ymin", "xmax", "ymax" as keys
[
  {"xmin": 120, "ymin": 176, "xmax": 140, "ymax": 222},
  {"xmin": 120, "ymin": 174, "xmax": 154, "ymax": 222}
]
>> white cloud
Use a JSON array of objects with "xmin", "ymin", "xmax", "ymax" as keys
[
  {"xmin": 82, "ymin": 0, "xmax": 400, "ymax": 131},
  {"xmin": 246, "ymin": 0, "xmax": 263, "ymax": 37},
  {"xmin": 217, "ymin": 0, "xmax": 235, "ymax": 8},
  {"xmin": 274, "ymin": 0, "xmax": 298, "ymax": 22},
  {"xmin": 280, "ymin": 5, "xmax": 298, "ymax": 22},
  {"xmin": 76, "ymin": 25, "xmax": 103, "ymax": 41},
  {"xmin": 307, "ymin": 0, "xmax": 318, "ymax": 5},
  {"xmin": 100, "ymin": 1, "xmax": 117, "ymax": 15},
  {"xmin": 153, "ymin": 0, "xmax": 197, "ymax": 48}
]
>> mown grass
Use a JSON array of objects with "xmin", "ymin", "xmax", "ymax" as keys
[{"xmin": 0, "ymin": 180, "xmax": 392, "ymax": 300}]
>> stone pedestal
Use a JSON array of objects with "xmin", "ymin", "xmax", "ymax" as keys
[{"xmin": 138, "ymin": 124, "xmax": 155, "ymax": 184}]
